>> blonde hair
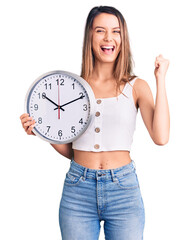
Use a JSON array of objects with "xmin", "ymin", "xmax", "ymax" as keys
[{"xmin": 81, "ymin": 6, "xmax": 137, "ymax": 96}]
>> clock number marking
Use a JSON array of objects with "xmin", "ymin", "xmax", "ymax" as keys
[
  {"xmin": 42, "ymin": 92, "xmax": 46, "ymax": 99},
  {"xmin": 38, "ymin": 92, "xmax": 46, "ymax": 99},
  {"xmin": 58, "ymin": 130, "xmax": 63, "ymax": 137},
  {"xmin": 46, "ymin": 126, "xmax": 51, "ymax": 133},
  {"xmin": 79, "ymin": 118, "xmax": 83, "ymax": 124},
  {"xmin": 56, "ymin": 79, "xmax": 64, "ymax": 85},
  {"xmin": 34, "ymin": 104, "xmax": 38, "ymax": 111},
  {"xmin": 45, "ymin": 83, "xmax": 52, "ymax": 90},
  {"xmin": 83, "ymin": 104, "xmax": 87, "ymax": 111},
  {"xmin": 79, "ymin": 92, "xmax": 85, "ymax": 98},
  {"xmin": 71, "ymin": 126, "xmax": 76, "ymax": 133},
  {"xmin": 72, "ymin": 83, "xmax": 75, "ymax": 89},
  {"xmin": 38, "ymin": 117, "xmax": 42, "ymax": 124}
]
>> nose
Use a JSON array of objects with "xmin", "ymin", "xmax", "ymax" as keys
[{"xmin": 104, "ymin": 31, "xmax": 112, "ymax": 42}]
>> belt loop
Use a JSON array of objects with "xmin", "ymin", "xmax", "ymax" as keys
[
  {"xmin": 110, "ymin": 169, "xmax": 117, "ymax": 182},
  {"xmin": 70, "ymin": 158, "xmax": 73, "ymax": 167},
  {"xmin": 83, "ymin": 168, "xmax": 87, "ymax": 180},
  {"xmin": 132, "ymin": 160, "xmax": 136, "ymax": 170}
]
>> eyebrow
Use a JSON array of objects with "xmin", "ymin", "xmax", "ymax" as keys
[{"xmin": 94, "ymin": 26, "xmax": 120, "ymax": 30}]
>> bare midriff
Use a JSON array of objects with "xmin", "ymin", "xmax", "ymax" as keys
[{"xmin": 73, "ymin": 149, "xmax": 132, "ymax": 170}]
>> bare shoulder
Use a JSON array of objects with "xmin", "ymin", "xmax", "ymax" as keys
[
  {"xmin": 133, "ymin": 78, "xmax": 150, "ymax": 90},
  {"xmin": 133, "ymin": 78, "xmax": 152, "ymax": 98},
  {"xmin": 132, "ymin": 78, "xmax": 153, "ymax": 109}
]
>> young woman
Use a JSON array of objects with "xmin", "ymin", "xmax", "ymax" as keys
[{"xmin": 20, "ymin": 6, "xmax": 170, "ymax": 240}]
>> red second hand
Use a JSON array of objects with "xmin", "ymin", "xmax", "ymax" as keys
[{"xmin": 58, "ymin": 79, "xmax": 60, "ymax": 119}]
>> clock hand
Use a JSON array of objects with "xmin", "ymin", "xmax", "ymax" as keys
[
  {"xmin": 54, "ymin": 95, "xmax": 85, "ymax": 110},
  {"xmin": 58, "ymin": 79, "xmax": 60, "ymax": 119},
  {"xmin": 43, "ymin": 95, "xmax": 65, "ymax": 112}
]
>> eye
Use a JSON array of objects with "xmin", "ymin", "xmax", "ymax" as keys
[
  {"xmin": 96, "ymin": 29, "xmax": 105, "ymax": 33},
  {"xmin": 113, "ymin": 30, "xmax": 120, "ymax": 34}
]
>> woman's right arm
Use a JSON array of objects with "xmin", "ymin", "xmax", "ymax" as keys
[{"xmin": 20, "ymin": 113, "xmax": 73, "ymax": 160}]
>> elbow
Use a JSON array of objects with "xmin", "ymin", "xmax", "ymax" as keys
[
  {"xmin": 151, "ymin": 128, "xmax": 170, "ymax": 146},
  {"xmin": 152, "ymin": 133, "xmax": 170, "ymax": 146},
  {"xmin": 154, "ymin": 140, "xmax": 168, "ymax": 146},
  {"xmin": 153, "ymin": 137, "xmax": 169, "ymax": 146}
]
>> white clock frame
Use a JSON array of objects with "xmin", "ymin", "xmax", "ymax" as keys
[{"xmin": 25, "ymin": 70, "xmax": 96, "ymax": 144}]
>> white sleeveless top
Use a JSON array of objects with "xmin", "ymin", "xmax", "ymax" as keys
[{"xmin": 72, "ymin": 77, "xmax": 138, "ymax": 152}]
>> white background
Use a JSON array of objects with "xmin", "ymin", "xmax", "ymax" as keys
[{"xmin": 1, "ymin": 0, "xmax": 190, "ymax": 239}]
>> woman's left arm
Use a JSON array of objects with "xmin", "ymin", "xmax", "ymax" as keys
[{"xmin": 134, "ymin": 54, "xmax": 170, "ymax": 145}]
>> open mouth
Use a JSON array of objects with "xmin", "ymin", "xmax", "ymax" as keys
[{"xmin": 100, "ymin": 45, "xmax": 115, "ymax": 54}]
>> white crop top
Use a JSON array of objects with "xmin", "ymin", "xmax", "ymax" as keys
[{"xmin": 72, "ymin": 77, "xmax": 138, "ymax": 152}]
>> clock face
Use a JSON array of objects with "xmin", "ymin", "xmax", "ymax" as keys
[{"xmin": 25, "ymin": 70, "xmax": 95, "ymax": 144}]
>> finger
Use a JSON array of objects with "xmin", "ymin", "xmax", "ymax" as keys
[
  {"xmin": 22, "ymin": 119, "xmax": 33, "ymax": 130},
  {"xmin": 20, "ymin": 113, "xmax": 29, "ymax": 120},
  {"xmin": 21, "ymin": 116, "xmax": 33, "ymax": 126},
  {"xmin": 24, "ymin": 123, "xmax": 35, "ymax": 135},
  {"xmin": 23, "ymin": 120, "xmax": 35, "ymax": 133},
  {"xmin": 156, "ymin": 57, "xmax": 164, "ymax": 62},
  {"xmin": 26, "ymin": 124, "xmax": 35, "ymax": 135},
  {"xmin": 155, "ymin": 56, "xmax": 165, "ymax": 64},
  {"xmin": 24, "ymin": 119, "xmax": 35, "ymax": 128},
  {"xmin": 156, "ymin": 55, "xmax": 164, "ymax": 61},
  {"xmin": 155, "ymin": 61, "xmax": 160, "ymax": 68}
]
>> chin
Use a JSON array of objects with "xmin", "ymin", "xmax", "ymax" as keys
[{"xmin": 97, "ymin": 54, "xmax": 118, "ymax": 63}]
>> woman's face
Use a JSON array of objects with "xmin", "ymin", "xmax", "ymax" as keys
[{"xmin": 92, "ymin": 13, "xmax": 121, "ymax": 64}]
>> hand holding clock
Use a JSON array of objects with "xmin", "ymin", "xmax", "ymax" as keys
[{"xmin": 20, "ymin": 113, "xmax": 36, "ymax": 135}]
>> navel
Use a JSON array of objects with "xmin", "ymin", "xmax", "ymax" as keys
[{"xmin": 98, "ymin": 164, "xmax": 104, "ymax": 169}]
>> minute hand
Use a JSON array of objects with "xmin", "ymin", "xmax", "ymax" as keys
[{"xmin": 54, "ymin": 95, "xmax": 84, "ymax": 110}]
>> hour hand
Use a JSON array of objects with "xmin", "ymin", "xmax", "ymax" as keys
[{"xmin": 43, "ymin": 95, "xmax": 65, "ymax": 112}]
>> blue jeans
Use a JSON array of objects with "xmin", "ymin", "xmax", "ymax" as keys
[{"xmin": 59, "ymin": 159, "xmax": 145, "ymax": 240}]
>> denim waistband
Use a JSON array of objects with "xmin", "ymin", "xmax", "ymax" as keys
[{"xmin": 69, "ymin": 158, "xmax": 136, "ymax": 180}]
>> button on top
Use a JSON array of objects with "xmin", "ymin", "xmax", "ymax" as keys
[
  {"xmin": 96, "ymin": 99, "xmax": 102, "ymax": 104},
  {"xmin": 95, "ymin": 127, "xmax": 100, "ymax": 133},
  {"xmin": 94, "ymin": 144, "xmax": 100, "ymax": 149},
  {"xmin": 95, "ymin": 111, "xmax": 100, "ymax": 117}
]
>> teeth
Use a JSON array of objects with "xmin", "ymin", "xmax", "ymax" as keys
[{"xmin": 101, "ymin": 46, "xmax": 114, "ymax": 49}]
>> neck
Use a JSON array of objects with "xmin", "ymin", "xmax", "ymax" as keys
[{"xmin": 91, "ymin": 61, "xmax": 115, "ymax": 82}]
